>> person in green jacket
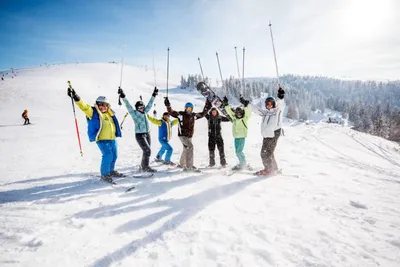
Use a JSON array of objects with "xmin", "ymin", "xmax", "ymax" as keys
[{"xmin": 223, "ymin": 96, "xmax": 252, "ymax": 171}]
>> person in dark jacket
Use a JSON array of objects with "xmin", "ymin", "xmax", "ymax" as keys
[
  {"xmin": 22, "ymin": 109, "xmax": 30, "ymax": 125},
  {"xmin": 164, "ymin": 97, "xmax": 211, "ymax": 171},
  {"xmin": 205, "ymin": 107, "xmax": 230, "ymax": 167}
]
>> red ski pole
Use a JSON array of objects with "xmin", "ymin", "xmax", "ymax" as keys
[{"xmin": 67, "ymin": 81, "xmax": 84, "ymax": 157}]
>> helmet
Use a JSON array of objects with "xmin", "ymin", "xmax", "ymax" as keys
[
  {"xmin": 96, "ymin": 96, "xmax": 110, "ymax": 105},
  {"xmin": 184, "ymin": 102, "xmax": 194, "ymax": 109},
  {"xmin": 135, "ymin": 101, "xmax": 145, "ymax": 110},
  {"xmin": 235, "ymin": 107, "xmax": 245, "ymax": 117},
  {"xmin": 265, "ymin": 96, "xmax": 276, "ymax": 108}
]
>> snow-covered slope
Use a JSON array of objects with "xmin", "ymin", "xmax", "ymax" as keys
[{"xmin": 1, "ymin": 64, "xmax": 400, "ymax": 267}]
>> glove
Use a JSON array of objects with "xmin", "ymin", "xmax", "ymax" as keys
[
  {"xmin": 67, "ymin": 87, "xmax": 80, "ymax": 101},
  {"xmin": 152, "ymin": 87, "xmax": 158, "ymax": 97},
  {"xmin": 222, "ymin": 96, "xmax": 229, "ymax": 107},
  {"xmin": 239, "ymin": 96, "xmax": 249, "ymax": 107},
  {"xmin": 118, "ymin": 87, "xmax": 126, "ymax": 98},
  {"xmin": 277, "ymin": 86, "xmax": 285, "ymax": 99},
  {"xmin": 164, "ymin": 97, "xmax": 170, "ymax": 106}
]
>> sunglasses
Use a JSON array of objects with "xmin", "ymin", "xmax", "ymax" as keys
[{"xmin": 98, "ymin": 103, "xmax": 109, "ymax": 107}]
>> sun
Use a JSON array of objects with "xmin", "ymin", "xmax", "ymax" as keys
[{"xmin": 337, "ymin": 0, "xmax": 395, "ymax": 40}]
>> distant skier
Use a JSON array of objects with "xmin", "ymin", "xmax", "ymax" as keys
[
  {"xmin": 254, "ymin": 85, "xmax": 286, "ymax": 176},
  {"xmin": 22, "ymin": 109, "xmax": 30, "ymax": 125},
  {"xmin": 164, "ymin": 97, "xmax": 211, "ymax": 171},
  {"xmin": 205, "ymin": 107, "xmax": 230, "ymax": 167},
  {"xmin": 67, "ymin": 88, "xmax": 123, "ymax": 183},
  {"xmin": 223, "ymin": 96, "xmax": 252, "ymax": 171},
  {"xmin": 118, "ymin": 87, "xmax": 158, "ymax": 172},
  {"xmin": 147, "ymin": 112, "xmax": 179, "ymax": 165}
]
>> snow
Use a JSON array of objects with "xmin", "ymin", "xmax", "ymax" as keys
[{"xmin": 1, "ymin": 63, "xmax": 400, "ymax": 267}]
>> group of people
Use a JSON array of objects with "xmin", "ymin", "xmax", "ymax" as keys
[{"xmin": 67, "ymin": 84, "xmax": 285, "ymax": 183}]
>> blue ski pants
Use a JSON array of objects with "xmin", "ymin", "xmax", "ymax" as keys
[
  {"xmin": 97, "ymin": 140, "xmax": 118, "ymax": 176},
  {"xmin": 234, "ymin": 138, "xmax": 246, "ymax": 167},
  {"xmin": 157, "ymin": 139, "xmax": 173, "ymax": 162}
]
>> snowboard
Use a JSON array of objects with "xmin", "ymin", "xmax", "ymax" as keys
[{"xmin": 196, "ymin": 82, "xmax": 231, "ymax": 121}]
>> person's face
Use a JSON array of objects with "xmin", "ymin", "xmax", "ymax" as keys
[
  {"xmin": 266, "ymin": 101, "xmax": 273, "ymax": 110},
  {"xmin": 235, "ymin": 112, "xmax": 243, "ymax": 118},
  {"xmin": 163, "ymin": 114, "xmax": 170, "ymax": 121},
  {"xmin": 211, "ymin": 110, "xmax": 217, "ymax": 116},
  {"xmin": 186, "ymin": 107, "xmax": 193, "ymax": 112},
  {"xmin": 98, "ymin": 102, "xmax": 109, "ymax": 113}
]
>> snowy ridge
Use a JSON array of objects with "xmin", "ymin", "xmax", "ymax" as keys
[{"xmin": 0, "ymin": 63, "xmax": 400, "ymax": 267}]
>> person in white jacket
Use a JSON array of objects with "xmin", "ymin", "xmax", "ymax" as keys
[{"xmin": 255, "ymin": 85, "xmax": 286, "ymax": 176}]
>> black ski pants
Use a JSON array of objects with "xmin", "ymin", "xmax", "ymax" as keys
[
  {"xmin": 24, "ymin": 118, "xmax": 30, "ymax": 125},
  {"xmin": 136, "ymin": 133, "xmax": 151, "ymax": 169},
  {"xmin": 208, "ymin": 134, "xmax": 226, "ymax": 166},
  {"xmin": 261, "ymin": 129, "xmax": 281, "ymax": 171}
]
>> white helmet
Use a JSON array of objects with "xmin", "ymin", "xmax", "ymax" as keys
[{"xmin": 95, "ymin": 96, "xmax": 110, "ymax": 105}]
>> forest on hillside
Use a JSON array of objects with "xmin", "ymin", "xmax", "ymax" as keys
[{"xmin": 180, "ymin": 74, "xmax": 400, "ymax": 142}]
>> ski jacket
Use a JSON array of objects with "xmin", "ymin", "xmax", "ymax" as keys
[
  {"xmin": 147, "ymin": 115, "xmax": 179, "ymax": 141},
  {"xmin": 76, "ymin": 99, "xmax": 122, "ymax": 142},
  {"xmin": 167, "ymin": 102, "xmax": 209, "ymax": 138},
  {"xmin": 123, "ymin": 96, "xmax": 155, "ymax": 134},
  {"xmin": 22, "ymin": 110, "xmax": 28, "ymax": 119},
  {"xmin": 258, "ymin": 98, "xmax": 285, "ymax": 138},
  {"xmin": 205, "ymin": 110, "xmax": 230, "ymax": 137},
  {"xmin": 224, "ymin": 105, "xmax": 252, "ymax": 138}
]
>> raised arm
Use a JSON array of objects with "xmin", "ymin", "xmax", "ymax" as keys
[
  {"xmin": 76, "ymin": 98, "xmax": 94, "ymax": 119},
  {"xmin": 67, "ymin": 87, "xmax": 94, "ymax": 119},
  {"xmin": 224, "ymin": 105, "xmax": 235, "ymax": 121},
  {"xmin": 195, "ymin": 99, "xmax": 211, "ymax": 119},
  {"xmin": 147, "ymin": 114, "xmax": 162, "ymax": 126},
  {"xmin": 220, "ymin": 115, "xmax": 230, "ymax": 122},
  {"xmin": 164, "ymin": 97, "xmax": 180, "ymax": 118},
  {"xmin": 171, "ymin": 118, "xmax": 179, "ymax": 126}
]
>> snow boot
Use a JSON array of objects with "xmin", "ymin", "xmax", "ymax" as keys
[
  {"xmin": 101, "ymin": 175, "xmax": 114, "ymax": 184},
  {"xmin": 110, "ymin": 170, "xmax": 126, "ymax": 177},
  {"xmin": 154, "ymin": 156, "xmax": 163, "ymax": 163}
]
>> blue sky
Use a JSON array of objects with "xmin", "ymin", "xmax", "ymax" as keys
[{"xmin": 1, "ymin": 0, "xmax": 399, "ymax": 80}]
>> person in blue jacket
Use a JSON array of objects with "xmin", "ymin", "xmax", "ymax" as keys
[
  {"xmin": 147, "ymin": 112, "xmax": 179, "ymax": 165},
  {"xmin": 67, "ymin": 88, "xmax": 123, "ymax": 183},
  {"xmin": 118, "ymin": 87, "xmax": 158, "ymax": 172}
]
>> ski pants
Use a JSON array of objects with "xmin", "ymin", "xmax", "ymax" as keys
[
  {"xmin": 24, "ymin": 118, "xmax": 30, "ymax": 125},
  {"xmin": 157, "ymin": 139, "xmax": 173, "ymax": 162},
  {"xmin": 136, "ymin": 132, "xmax": 151, "ymax": 169},
  {"xmin": 208, "ymin": 134, "xmax": 226, "ymax": 166},
  {"xmin": 97, "ymin": 140, "xmax": 118, "ymax": 176},
  {"xmin": 261, "ymin": 129, "xmax": 281, "ymax": 171},
  {"xmin": 179, "ymin": 136, "xmax": 194, "ymax": 168},
  {"xmin": 234, "ymin": 138, "xmax": 246, "ymax": 167}
]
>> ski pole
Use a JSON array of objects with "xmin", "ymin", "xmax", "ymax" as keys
[
  {"xmin": 242, "ymin": 47, "xmax": 246, "ymax": 94},
  {"xmin": 268, "ymin": 21, "xmax": 280, "ymax": 85},
  {"xmin": 234, "ymin": 46, "xmax": 241, "ymax": 80},
  {"xmin": 118, "ymin": 43, "xmax": 126, "ymax": 106},
  {"xmin": 216, "ymin": 52, "xmax": 226, "ymax": 96},
  {"xmin": 67, "ymin": 81, "xmax": 84, "ymax": 157},
  {"xmin": 152, "ymin": 48, "xmax": 157, "ymax": 114},
  {"xmin": 166, "ymin": 47, "xmax": 170, "ymax": 98},
  {"xmin": 198, "ymin": 57, "xmax": 205, "ymax": 81},
  {"xmin": 120, "ymin": 112, "xmax": 129, "ymax": 130}
]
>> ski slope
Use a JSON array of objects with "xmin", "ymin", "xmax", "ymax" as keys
[{"xmin": 1, "ymin": 63, "xmax": 400, "ymax": 267}]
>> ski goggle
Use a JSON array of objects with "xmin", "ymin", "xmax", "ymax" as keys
[
  {"xmin": 137, "ymin": 106, "xmax": 145, "ymax": 109},
  {"xmin": 98, "ymin": 102, "xmax": 109, "ymax": 107}
]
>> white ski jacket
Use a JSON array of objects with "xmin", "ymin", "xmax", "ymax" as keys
[{"xmin": 259, "ymin": 98, "xmax": 285, "ymax": 138}]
